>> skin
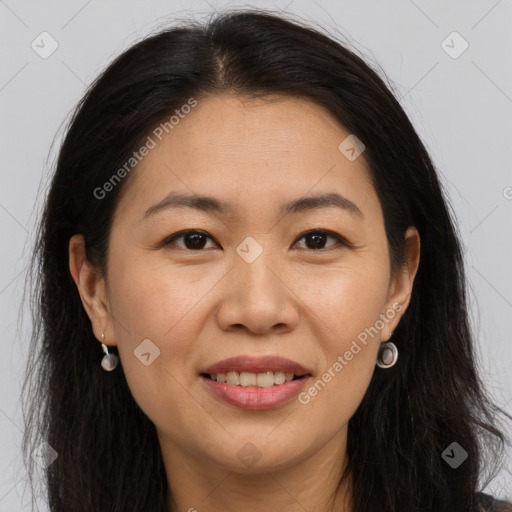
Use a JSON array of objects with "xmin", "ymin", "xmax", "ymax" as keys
[{"xmin": 69, "ymin": 93, "xmax": 420, "ymax": 512}]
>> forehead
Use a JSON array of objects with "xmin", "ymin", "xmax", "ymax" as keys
[
  {"xmin": 115, "ymin": 93, "xmax": 376, "ymax": 221},
  {"xmin": 162, "ymin": 93, "xmax": 354, "ymax": 155}
]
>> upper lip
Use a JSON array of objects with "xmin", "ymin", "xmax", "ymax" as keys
[{"xmin": 202, "ymin": 355, "xmax": 312, "ymax": 376}]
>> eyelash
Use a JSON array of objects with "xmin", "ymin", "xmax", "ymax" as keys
[{"xmin": 161, "ymin": 229, "xmax": 351, "ymax": 252}]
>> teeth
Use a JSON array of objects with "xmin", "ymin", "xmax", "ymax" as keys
[
  {"xmin": 256, "ymin": 371, "xmax": 275, "ymax": 388},
  {"xmin": 239, "ymin": 371, "xmax": 257, "ymax": 387},
  {"xmin": 226, "ymin": 371, "xmax": 240, "ymax": 385},
  {"xmin": 209, "ymin": 370, "xmax": 303, "ymax": 387},
  {"xmin": 274, "ymin": 371, "xmax": 285, "ymax": 385}
]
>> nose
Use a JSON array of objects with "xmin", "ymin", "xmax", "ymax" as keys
[{"xmin": 215, "ymin": 250, "xmax": 300, "ymax": 336}]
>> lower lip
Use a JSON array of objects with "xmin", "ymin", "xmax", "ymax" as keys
[{"xmin": 200, "ymin": 375, "xmax": 311, "ymax": 410}]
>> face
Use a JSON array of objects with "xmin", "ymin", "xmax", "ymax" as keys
[{"xmin": 70, "ymin": 93, "xmax": 419, "ymax": 479}]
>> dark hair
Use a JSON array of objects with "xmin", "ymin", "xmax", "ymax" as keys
[{"xmin": 21, "ymin": 7, "xmax": 511, "ymax": 512}]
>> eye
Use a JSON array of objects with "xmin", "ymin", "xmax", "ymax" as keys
[
  {"xmin": 162, "ymin": 229, "xmax": 348, "ymax": 252},
  {"xmin": 162, "ymin": 230, "xmax": 218, "ymax": 251},
  {"xmin": 293, "ymin": 229, "xmax": 348, "ymax": 251}
]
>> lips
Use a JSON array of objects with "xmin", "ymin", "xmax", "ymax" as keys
[
  {"xmin": 199, "ymin": 355, "xmax": 313, "ymax": 410},
  {"xmin": 201, "ymin": 355, "xmax": 312, "ymax": 377}
]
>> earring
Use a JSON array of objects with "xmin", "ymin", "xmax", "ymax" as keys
[
  {"xmin": 100, "ymin": 333, "xmax": 119, "ymax": 371},
  {"xmin": 376, "ymin": 331, "xmax": 398, "ymax": 369}
]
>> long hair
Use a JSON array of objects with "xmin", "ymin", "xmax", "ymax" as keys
[{"xmin": 21, "ymin": 8, "xmax": 511, "ymax": 511}]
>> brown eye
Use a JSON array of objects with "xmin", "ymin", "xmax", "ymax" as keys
[
  {"xmin": 163, "ymin": 230, "xmax": 217, "ymax": 250},
  {"xmin": 293, "ymin": 230, "xmax": 347, "ymax": 251}
]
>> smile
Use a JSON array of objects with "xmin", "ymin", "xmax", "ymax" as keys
[
  {"xmin": 200, "ymin": 372, "xmax": 311, "ymax": 410},
  {"xmin": 205, "ymin": 370, "xmax": 308, "ymax": 387}
]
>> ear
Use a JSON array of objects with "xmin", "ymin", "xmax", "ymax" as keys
[
  {"xmin": 68, "ymin": 234, "xmax": 117, "ymax": 346},
  {"xmin": 382, "ymin": 226, "xmax": 420, "ymax": 339}
]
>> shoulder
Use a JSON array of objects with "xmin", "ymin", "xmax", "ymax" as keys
[{"xmin": 474, "ymin": 492, "xmax": 512, "ymax": 512}]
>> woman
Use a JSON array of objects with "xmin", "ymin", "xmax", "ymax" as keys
[{"xmin": 21, "ymin": 8, "xmax": 512, "ymax": 512}]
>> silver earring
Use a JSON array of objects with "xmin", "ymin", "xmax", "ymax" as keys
[
  {"xmin": 100, "ymin": 333, "xmax": 119, "ymax": 371},
  {"xmin": 376, "ymin": 331, "xmax": 398, "ymax": 369}
]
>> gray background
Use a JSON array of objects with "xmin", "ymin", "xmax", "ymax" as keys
[{"xmin": 1, "ymin": 0, "xmax": 511, "ymax": 509}]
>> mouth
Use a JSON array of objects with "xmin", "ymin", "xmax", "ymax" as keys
[
  {"xmin": 200, "ymin": 355, "xmax": 312, "ymax": 386},
  {"xmin": 200, "ymin": 372, "xmax": 312, "ymax": 410},
  {"xmin": 201, "ymin": 371, "xmax": 309, "ymax": 387},
  {"xmin": 199, "ymin": 356, "xmax": 313, "ymax": 410}
]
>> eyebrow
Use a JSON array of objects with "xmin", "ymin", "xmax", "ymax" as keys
[{"xmin": 141, "ymin": 191, "xmax": 364, "ymax": 221}]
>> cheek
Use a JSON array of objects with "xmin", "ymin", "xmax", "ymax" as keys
[
  {"xmin": 108, "ymin": 264, "xmax": 204, "ymax": 431},
  {"xmin": 109, "ymin": 250, "xmax": 220, "ymax": 342},
  {"xmin": 293, "ymin": 257, "xmax": 389, "ymax": 420},
  {"xmin": 105, "ymin": 258, "xmax": 193, "ymax": 382},
  {"xmin": 297, "ymin": 252, "xmax": 390, "ymax": 343}
]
